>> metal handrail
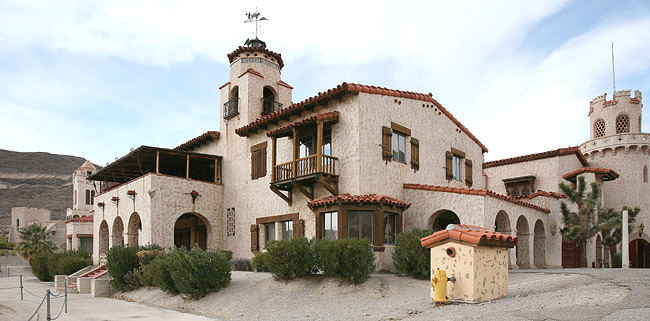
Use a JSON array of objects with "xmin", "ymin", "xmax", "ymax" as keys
[{"xmin": 223, "ymin": 98, "xmax": 239, "ymax": 119}]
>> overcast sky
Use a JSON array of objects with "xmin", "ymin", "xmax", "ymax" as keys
[{"xmin": 1, "ymin": 0, "xmax": 649, "ymax": 166}]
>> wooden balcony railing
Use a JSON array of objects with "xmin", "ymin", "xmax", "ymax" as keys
[{"xmin": 272, "ymin": 154, "xmax": 337, "ymax": 183}]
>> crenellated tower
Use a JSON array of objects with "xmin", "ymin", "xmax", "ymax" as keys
[{"xmin": 587, "ymin": 90, "xmax": 643, "ymax": 139}]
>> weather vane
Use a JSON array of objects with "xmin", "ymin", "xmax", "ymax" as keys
[{"xmin": 245, "ymin": 10, "xmax": 267, "ymax": 39}]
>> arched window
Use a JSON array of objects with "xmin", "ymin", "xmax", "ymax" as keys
[
  {"xmin": 91, "ymin": 190, "xmax": 95, "ymax": 205},
  {"xmin": 644, "ymin": 165, "xmax": 648, "ymax": 183},
  {"xmin": 85, "ymin": 189, "xmax": 91, "ymax": 205},
  {"xmin": 262, "ymin": 87, "xmax": 280, "ymax": 115},
  {"xmin": 616, "ymin": 114, "xmax": 630, "ymax": 133},
  {"xmin": 594, "ymin": 119, "xmax": 606, "ymax": 138},
  {"xmin": 16, "ymin": 219, "xmax": 19, "ymax": 228}
]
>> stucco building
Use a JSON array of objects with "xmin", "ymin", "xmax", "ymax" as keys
[
  {"xmin": 85, "ymin": 39, "xmax": 649, "ymax": 269},
  {"xmin": 64, "ymin": 160, "xmax": 97, "ymax": 254},
  {"xmin": 8, "ymin": 207, "xmax": 66, "ymax": 249}
]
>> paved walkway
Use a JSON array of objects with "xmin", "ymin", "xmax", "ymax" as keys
[{"xmin": 0, "ymin": 266, "xmax": 211, "ymax": 321}]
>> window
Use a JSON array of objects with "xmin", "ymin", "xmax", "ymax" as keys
[
  {"xmin": 446, "ymin": 148, "xmax": 468, "ymax": 183},
  {"xmin": 227, "ymin": 208, "xmax": 236, "ymax": 236},
  {"xmin": 265, "ymin": 223, "xmax": 275, "ymax": 243},
  {"xmin": 348, "ymin": 210, "xmax": 373, "ymax": 241},
  {"xmin": 322, "ymin": 211, "xmax": 338, "ymax": 240},
  {"xmin": 383, "ymin": 212, "xmax": 397, "ymax": 245},
  {"xmin": 16, "ymin": 219, "xmax": 19, "ymax": 228},
  {"xmin": 594, "ymin": 119, "xmax": 606, "ymax": 138},
  {"xmin": 85, "ymin": 190, "xmax": 91, "ymax": 205},
  {"xmin": 392, "ymin": 132, "xmax": 406, "ymax": 163},
  {"xmin": 299, "ymin": 134, "xmax": 314, "ymax": 158},
  {"xmin": 282, "ymin": 221, "xmax": 293, "ymax": 240},
  {"xmin": 251, "ymin": 142, "xmax": 267, "ymax": 180},
  {"xmin": 323, "ymin": 128, "xmax": 332, "ymax": 156},
  {"xmin": 91, "ymin": 190, "xmax": 95, "ymax": 205},
  {"xmin": 452, "ymin": 155, "xmax": 462, "ymax": 181},
  {"xmin": 616, "ymin": 114, "xmax": 630, "ymax": 134}
]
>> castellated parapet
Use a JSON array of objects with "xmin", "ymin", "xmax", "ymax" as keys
[{"xmin": 588, "ymin": 90, "xmax": 643, "ymax": 140}]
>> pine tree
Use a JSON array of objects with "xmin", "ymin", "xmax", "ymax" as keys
[
  {"xmin": 559, "ymin": 175, "xmax": 603, "ymax": 268},
  {"xmin": 599, "ymin": 206, "xmax": 640, "ymax": 263},
  {"xmin": 15, "ymin": 223, "xmax": 57, "ymax": 263}
]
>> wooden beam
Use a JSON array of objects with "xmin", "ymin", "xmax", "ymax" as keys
[
  {"xmin": 186, "ymin": 155, "xmax": 190, "ymax": 178},
  {"xmin": 293, "ymin": 183, "xmax": 313, "ymax": 200},
  {"xmin": 156, "ymin": 151, "xmax": 160, "ymax": 173},
  {"xmin": 316, "ymin": 121, "xmax": 323, "ymax": 173},
  {"xmin": 292, "ymin": 128, "xmax": 298, "ymax": 179},
  {"xmin": 272, "ymin": 137, "xmax": 277, "ymax": 182},
  {"xmin": 270, "ymin": 186, "xmax": 292, "ymax": 206},
  {"xmin": 317, "ymin": 176, "xmax": 338, "ymax": 196}
]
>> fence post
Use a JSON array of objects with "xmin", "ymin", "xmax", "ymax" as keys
[
  {"xmin": 64, "ymin": 278, "xmax": 67, "ymax": 313},
  {"xmin": 46, "ymin": 289, "xmax": 51, "ymax": 321},
  {"xmin": 20, "ymin": 274, "xmax": 23, "ymax": 301}
]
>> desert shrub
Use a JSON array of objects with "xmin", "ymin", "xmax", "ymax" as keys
[
  {"xmin": 251, "ymin": 251, "xmax": 271, "ymax": 272},
  {"xmin": 392, "ymin": 229, "xmax": 434, "ymax": 279},
  {"xmin": 136, "ymin": 249, "xmax": 164, "ymax": 266},
  {"xmin": 314, "ymin": 238, "xmax": 375, "ymax": 284},
  {"xmin": 142, "ymin": 253, "xmax": 177, "ymax": 293},
  {"xmin": 167, "ymin": 247, "xmax": 231, "ymax": 299},
  {"xmin": 218, "ymin": 250, "xmax": 233, "ymax": 261},
  {"xmin": 105, "ymin": 245, "xmax": 141, "ymax": 291},
  {"xmin": 266, "ymin": 238, "xmax": 314, "ymax": 281},
  {"xmin": 612, "ymin": 252, "xmax": 622, "ymax": 268},
  {"xmin": 231, "ymin": 258, "xmax": 252, "ymax": 271},
  {"xmin": 31, "ymin": 252, "xmax": 54, "ymax": 281},
  {"xmin": 0, "ymin": 241, "xmax": 15, "ymax": 250},
  {"xmin": 51, "ymin": 250, "xmax": 92, "ymax": 277}
]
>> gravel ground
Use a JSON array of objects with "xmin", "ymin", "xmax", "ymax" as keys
[{"xmin": 116, "ymin": 268, "xmax": 650, "ymax": 321}]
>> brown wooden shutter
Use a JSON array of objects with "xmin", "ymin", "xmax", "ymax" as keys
[
  {"xmin": 251, "ymin": 149, "xmax": 257, "ymax": 179},
  {"xmin": 465, "ymin": 159, "xmax": 473, "ymax": 187},
  {"xmin": 293, "ymin": 219, "xmax": 305, "ymax": 238},
  {"xmin": 382, "ymin": 126, "xmax": 392, "ymax": 162},
  {"xmin": 396, "ymin": 212, "xmax": 403, "ymax": 234},
  {"xmin": 251, "ymin": 142, "xmax": 267, "ymax": 180},
  {"xmin": 250, "ymin": 224, "xmax": 259, "ymax": 253},
  {"xmin": 445, "ymin": 151, "xmax": 453, "ymax": 180},
  {"xmin": 373, "ymin": 210, "xmax": 383, "ymax": 247},
  {"xmin": 410, "ymin": 138, "xmax": 419, "ymax": 171},
  {"xmin": 261, "ymin": 145, "xmax": 267, "ymax": 177}
]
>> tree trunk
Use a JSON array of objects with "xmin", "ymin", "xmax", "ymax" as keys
[{"xmin": 578, "ymin": 239, "xmax": 588, "ymax": 268}]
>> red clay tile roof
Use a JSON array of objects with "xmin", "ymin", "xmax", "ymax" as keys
[
  {"xmin": 218, "ymin": 82, "xmax": 230, "ymax": 90},
  {"xmin": 175, "ymin": 131, "xmax": 220, "ymax": 151},
  {"xmin": 239, "ymin": 68, "xmax": 264, "ymax": 79},
  {"xmin": 267, "ymin": 111, "xmax": 339, "ymax": 137},
  {"xmin": 403, "ymin": 184, "xmax": 550, "ymax": 213},
  {"xmin": 421, "ymin": 225, "xmax": 517, "ymax": 248},
  {"xmin": 515, "ymin": 190, "xmax": 567, "ymax": 200},
  {"xmin": 483, "ymin": 146, "xmax": 588, "ymax": 168},
  {"xmin": 562, "ymin": 167, "xmax": 619, "ymax": 182},
  {"xmin": 307, "ymin": 193, "xmax": 411, "ymax": 210},
  {"xmin": 65, "ymin": 215, "xmax": 94, "ymax": 223},
  {"xmin": 227, "ymin": 46, "xmax": 284, "ymax": 69},
  {"xmin": 630, "ymin": 98, "xmax": 641, "ymax": 104},
  {"xmin": 235, "ymin": 82, "xmax": 488, "ymax": 153},
  {"xmin": 278, "ymin": 80, "xmax": 293, "ymax": 89}
]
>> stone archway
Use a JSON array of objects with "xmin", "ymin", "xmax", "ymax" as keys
[
  {"xmin": 174, "ymin": 213, "xmax": 210, "ymax": 250},
  {"xmin": 112, "ymin": 217, "xmax": 124, "ymax": 247},
  {"xmin": 428, "ymin": 210, "xmax": 460, "ymax": 231},
  {"xmin": 516, "ymin": 215, "xmax": 531, "ymax": 269},
  {"xmin": 99, "ymin": 220, "xmax": 109, "ymax": 254},
  {"xmin": 596, "ymin": 235, "xmax": 603, "ymax": 268},
  {"xmin": 630, "ymin": 238, "xmax": 650, "ymax": 268},
  {"xmin": 494, "ymin": 210, "xmax": 514, "ymax": 268},
  {"xmin": 533, "ymin": 219, "xmax": 545, "ymax": 268},
  {"xmin": 127, "ymin": 212, "xmax": 142, "ymax": 247}
]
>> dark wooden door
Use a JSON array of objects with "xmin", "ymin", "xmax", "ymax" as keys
[{"xmin": 562, "ymin": 238, "xmax": 579, "ymax": 268}]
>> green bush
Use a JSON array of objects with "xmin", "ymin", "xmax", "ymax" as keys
[
  {"xmin": 392, "ymin": 229, "xmax": 434, "ymax": 279},
  {"xmin": 106, "ymin": 245, "xmax": 141, "ymax": 291},
  {"xmin": 231, "ymin": 258, "xmax": 252, "ymax": 271},
  {"xmin": 31, "ymin": 252, "xmax": 54, "ymax": 281},
  {"xmin": 612, "ymin": 252, "xmax": 622, "ymax": 268},
  {"xmin": 266, "ymin": 238, "xmax": 315, "ymax": 281},
  {"xmin": 251, "ymin": 252, "xmax": 271, "ymax": 272},
  {"xmin": 167, "ymin": 247, "xmax": 231, "ymax": 299},
  {"xmin": 0, "ymin": 242, "xmax": 15, "ymax": 250},
  {"xmin": 142, "ymin": 253, "xmax": 177, "ymax": 293},
  {"xmin": 314, "ymin": 238, "xmax": 375, "ymax": 284}
]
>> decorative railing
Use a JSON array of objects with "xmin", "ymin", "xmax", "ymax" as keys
[
  {"xmin": 223, "ymin": 98, "xmax": 239, "ymax": 119},
  {"xmin": 272, "ymin": 155, "xmax": 338, "ymax": 183},
  {"xmin": 580, "ymin": 132, "xmax": 650, "ymax": 154},
  {"xmin": 262, "ymin": 97, "xmax": 283, "ymax": 115}
]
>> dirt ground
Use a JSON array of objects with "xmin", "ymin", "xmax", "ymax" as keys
[{"xmin": 116, "ymin": 268, "xmax": 650, "ymax": 321}]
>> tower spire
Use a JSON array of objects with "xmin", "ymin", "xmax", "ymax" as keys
[
  {"xmin": 612, "ymin": 42, "xmax": 616, "ymax": 100},
  {"xmin": 245, "ymin": 9, "xmax": 268, "ymax": 45}
]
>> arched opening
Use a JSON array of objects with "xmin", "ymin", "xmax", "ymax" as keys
[
  {"xmin": 516, "ymin": 215, "xmax": 530, "ymax": 269},
  {"xmin": 111, "ymin": 217, "xmax": 124, "ymax": 247},
  {"xmin": 429, "ymin": 210, "xmax": 460, "ymax": 231},
  {"xmin": 533, "ymin": 219, "xmax": 545, "ymax": 268},
  {"xmin": 174, "ymin": 213, "xmax": 209, "ymax": 250},
  {"xmin": 72, "ymin": 215, "xmax": 79, "ymax": 219},
  {"xmin": 224, "ymin": 86, "xmax": 239, "ymax": 119},
  {"xmin": 99, "ymin": 220, "xmax": 109, "ymax": 254},
  {"xmin": 262, "ymin": 86, "xmax": 278, "ymax": 115},
  {"xmin": 127, "ymin": 212, "xmax": 142, "ymax": 247},
  {"xmin": 596, "ymin": 235, "xmax": 603, "ymax": 268},
  {"xmin": 594, "ymin": 119, "xmax": 605, "ymax": 138},
  {"xmin": 616, "ymin": 114, "xmax": 630, "ymax": 134},
  {"xmin": 229, "ymin": 86, "xmax": 239, "ymax": 101},
  {"xmin": 630, "ymin": 239, "xmax": 650, "ymax": 268},
  {"xmin": 494, "ymin": 210, "xmax": 514, "ymax": 268},
  {"xmin": 16, "ymin": 219, "xmax": 19, "ymax": 228}
]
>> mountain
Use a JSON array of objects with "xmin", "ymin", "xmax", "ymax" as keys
[{"xmin": 0, "ymin": 149, "xmax": 88, "ymax": 234}]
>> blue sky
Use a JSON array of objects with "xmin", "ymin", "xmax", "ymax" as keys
[{"xmin": 1, "ymin": 0, "xmax": 649, "ymax": 166}]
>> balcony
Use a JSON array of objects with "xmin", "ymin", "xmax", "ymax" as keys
[
  {"xmin": 262, "ymin": 97, "xmax": 283, "ymax": 115},
  {"xmin": 273, "ymin": 154, "xmax": 338, "ymax": 183},
  {"xmin": 223, "ymin": 98, "xmax": 239, "ymax": 119}
]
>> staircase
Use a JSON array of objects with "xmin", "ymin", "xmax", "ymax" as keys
[{"xmin": 64, "ymin": 265, "xmax": 108, "ymax": 293}]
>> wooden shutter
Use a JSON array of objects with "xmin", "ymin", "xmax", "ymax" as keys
[
  {"xmin": 250, "ymin": 224, "xmax": 259, "ymax": 253},
  {"xmin": 410, "ymin": 138, "xmax": 419, "ymax": 171},
  {"xmin": 251, "ymin": 142, "xmax": 267, "ymax": 180},
  {"xmin": 261, "ymin": 145, "xmax": 267, "ymax": 177},
  {"xmin": 465, "ymin": 159, "xmax": 473, "ymax": 187},
  {"xmin": 396, "ymin": 212, "xmax": 403, "ymax": 234},
  {"xmin": 445, "ymin": 151, "xmax": 453, "ymax": 180},
  {"xmin": 251, "ymin": 149, "xmax": 258, "ymax": 179},
  {"xmin": 382, "ymin": 126, "xmax": 392, "ymax": 162},
  {"xmin": 293, "ymin": 219, "xmax": 305, "ymax": 238}
]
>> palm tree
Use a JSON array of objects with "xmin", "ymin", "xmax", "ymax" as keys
[{"xmin": 15, "ymin": 223, "xmax": 57, "ymax": 262}]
